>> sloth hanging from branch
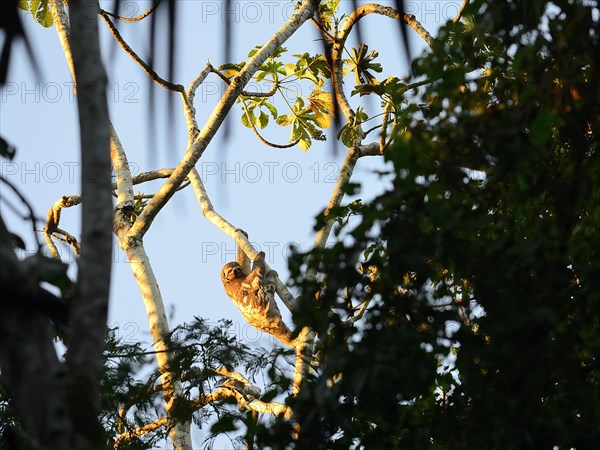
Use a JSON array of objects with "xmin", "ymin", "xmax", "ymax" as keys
[{"xmin": 220, "ymin": 230, "xmax": 295, "ymax": 347}]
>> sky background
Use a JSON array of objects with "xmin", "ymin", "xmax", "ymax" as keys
[{"xmin": 1, "ymin": 1, "xmax": 460, "ymax": 447}]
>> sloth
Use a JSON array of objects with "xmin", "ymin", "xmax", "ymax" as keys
[{"xmin": 221, "ymin": 250, "xmax": 294, "ymax": 347}]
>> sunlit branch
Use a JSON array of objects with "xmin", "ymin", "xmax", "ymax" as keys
[
  {"xmin": 339, "ymin": 4, "xmax": 434, "ymax": 47},
  {"xmin": 186, "ymin": 168, "xmax": 297, "ymax": 312},
  {"xmin": 101, "ymin": 0, "xmax": 162, "ymax": 23},
  {"xmin": 110, "ymin": 123, "xmax": 134, "ymax": 210},
  {"xmin": 293, "ymin": 141, "xmax": 379, "ymax": 393},
  {"xmin": 191, "ymin": 387, "xmax": 292, "ymax": 419},
  {"xmin": 380, "ymin": 100, "xmax": 393, "ymax": 154},
  {"xmin": 185, "ymin": 63, "xmax": 213, "ymax": 134},
  {"xmin": 343, "ymin": 299, "xmax": 372, "ymax": 326},
  {"xmin": 454, "ymin": 0, "xmax": 469, "ymax": 23},
  {"xmin": 113, "ymin": 417, "xmax": 168, "ymax": 448}
]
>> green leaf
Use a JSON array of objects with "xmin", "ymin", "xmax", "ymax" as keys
[
  {"xmin": 241, "ymin": 111, "xmax": 255, "ymax": 128},
  {"xmin": 284, "ymin": 63, "xmax": 298, "ymax": 76},
  {"xmin": 530, "ymin": 109, "xmax": 562, "ymax": 147},
  {"xmin": 218, "ymin": 62, "xmax": 245, "ymax": 79},
  {"xmin": 264, "ymin": 102, "xmax": 278, "ymax": 119},
  {"xmin": 345, "ymin": 43, "xmax": 382, "ymax": 85},
  {"xmin": 258, "ymin": 111, "xmax": 269, "ymax": 129},
  {"xmin": 299, "ymin": 138, "xmax": 311, "ymax": 151},
  {"xmin": 276, "ymin": 114, "xmax": 293, "ymax": 126},
  {"xmin": 22, "ymin": 0, "xmax": 53, "ymax": 27}
]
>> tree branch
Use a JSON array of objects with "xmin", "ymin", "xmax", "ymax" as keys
[
  {"xmin": 191, "ymin": 387, "xmax": 292, "ymax": 419},
  {"xmin": 454, "ymin": 0, "xmax": 470, "ymax": 23},
  {"xmin": 240, "ymin": 98, "xmax": 300, "ymax": 149},
  {"xmin": 187, "ymin": 168, "xmax": 297, "ymax": 312},
  {"xmin": 101, "ymin": 0, "xmax": 161, "ymax": 23},
  {"xmin": 127, "ymin": 0, "xmax": 320, "ymax": 240},
  {"xmin": 339, "ymin": 4, "xmax": 434, "ymax": 47},
  {"xmin": 113, "ymin": 417, "xmax": 168, "ymax": 448},
  {"xmin": 100, "ymin": 10, "xmax": 184, "ymax": 92}
]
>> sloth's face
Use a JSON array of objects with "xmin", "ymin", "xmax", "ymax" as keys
[{"xmin": 221, "ymin": 262, "xmax": 245, "ymax": 283}]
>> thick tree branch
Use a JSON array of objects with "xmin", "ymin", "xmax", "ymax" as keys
[
  {"xmin": 113, "ymin": 417, "xmax": 168, "ymax": 448},
  {"xmin": 122, "ymin": 242, "xmax": 192, "ymax": 449}
]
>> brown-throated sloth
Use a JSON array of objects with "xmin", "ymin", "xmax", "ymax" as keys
[{"xmin": 221, "ymin": 248, "xmax": 294, "ymax": 347}]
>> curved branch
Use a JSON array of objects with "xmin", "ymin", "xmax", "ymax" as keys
[
  {"xmin": 100, "ymin": 11, "xmax": 184, "ymax": 92},
  {"xmin": 127, "ymin": 0, "xmax": 320, "ymax": 240},
  {"xmin": 124, "ymin": 384, "xmax": 291, "ymax": 438},
  {"xmin": 331, "ymin": 4, "xmax": 434, "ymax": 125},
  {"xmin": 44, "ymin": 195, "xmax": 81, "ymax": 258},
  {"xmin": 0, "ymin": 175, "xmax": 42, "ymax": 249},
  {"xmin": 339, "ymin": 4, "xmax": 433, "ymax": 47},
  {"xmin": 240, "ymin": 99, "xmax": 300, "ymax": 149},
  {"xmin": 116, "ymin": 365, "xmax": 263, "ymax": 432},
  {"xmin": 101, "ymin": 0, "xmax": 162, "ymax": 23}
]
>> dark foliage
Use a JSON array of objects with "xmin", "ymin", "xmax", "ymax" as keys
[{"xmin": 272, "ymin": 1, "xmax": 600, "ymax": 448}]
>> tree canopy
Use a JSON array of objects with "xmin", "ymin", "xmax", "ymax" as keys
[
  {"xmin": 1, "ymin": 1, "xmax": 599, "ymax": 449},
  {"xmin": 285, "ymin": 1, "xmax": 600, "ymax": 448}
]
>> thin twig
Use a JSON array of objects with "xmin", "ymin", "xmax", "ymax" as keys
[
  {"xmin": 240, "ymin": 98, "xmax": 300, "ymax": 149},
  {"xmin": 100, "ymin": 0, "xmax": 161, "ymax": 23},
  {"xmin": 0, "ymin": 174, "xmax": 42, "ymax": 248},
  {"xmin": 100, "ymin": 11, "xmax": 184, "ymax": 92},
  {"xmin": 453, "ymin": 0, "xmax": 469, "ymax": 23},
  {"xmin": 380, "ymin": 100, "xmax": 393, "ymax": 154}
]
